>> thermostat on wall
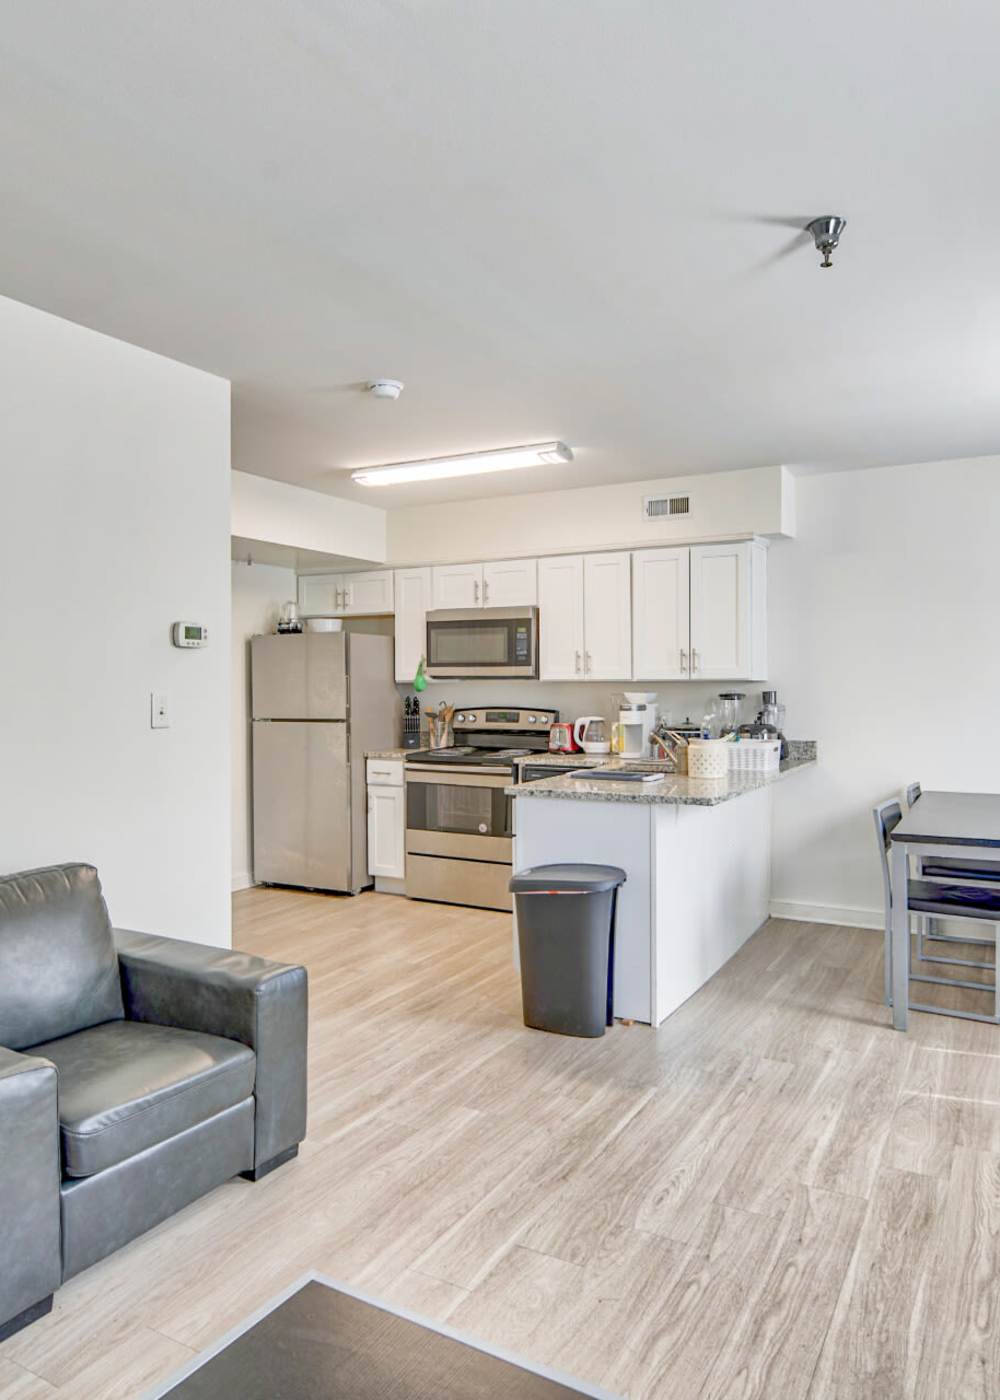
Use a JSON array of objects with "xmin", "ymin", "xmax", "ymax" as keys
[{"xmin": 172, "ymin": 621, "xmax": 208, "ymax": 648}]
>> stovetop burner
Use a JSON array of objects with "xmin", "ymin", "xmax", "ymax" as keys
[{"xmin": 414, "ymin": 746, "xmax": 532, "ymax": 767}]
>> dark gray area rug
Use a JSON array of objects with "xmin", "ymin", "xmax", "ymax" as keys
[{"xmin": 152, "ymin": 1275, "xmax": 618, "ymax": 1399}]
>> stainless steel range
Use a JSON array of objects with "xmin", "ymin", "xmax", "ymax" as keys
[{"xmin": 405, "ymin": 707, "xmax": 558, "ymax": 912}]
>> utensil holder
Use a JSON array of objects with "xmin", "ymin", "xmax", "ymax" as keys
[
  {"xmin": 686, "ymin": 739, "xmax": 731, "ymax": 779},
  {"xmin": 428, "ymin": 717, "xmax": 454, "ymax": 749}
]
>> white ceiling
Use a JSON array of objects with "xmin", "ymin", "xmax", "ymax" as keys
[{"xmin": 2, "ymin": 2, "xmax": 999, "ymax": 508}]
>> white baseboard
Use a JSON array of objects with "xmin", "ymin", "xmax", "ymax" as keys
[
  {"xmin": 769, "ymin": 899, "xmax": 882, "ymax": 931},
  {"xmin": 231, "ymin": 870, "xmax": 255, "ymax": 892}
]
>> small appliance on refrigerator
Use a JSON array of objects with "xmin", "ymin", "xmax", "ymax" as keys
[{"xmin": 251, "ymin": 632, "xmax": 401, "ymax": 893}]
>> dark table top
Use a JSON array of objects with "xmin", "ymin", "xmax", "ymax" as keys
[{"xmin": 892, "ymin": 790, "xmax": 1000, "ymax": 848}]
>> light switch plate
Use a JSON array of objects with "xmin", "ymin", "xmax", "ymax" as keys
[{"xmin": 150, "ymin": 692, "xmax": 170, "ymax": 729}]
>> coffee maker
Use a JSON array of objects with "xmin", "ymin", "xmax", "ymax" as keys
[{"xmin": 613, "ymin": 692, "xmax": 659, "ymax": 758}]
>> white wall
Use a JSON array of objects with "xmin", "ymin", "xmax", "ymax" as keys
[
  {"xmin": 768, "ymin": 455, "xmax": 1000, "ymax": 926},
  {"xmin": 0, "ymin": 295, "xmax": 232, "ymax": 944},
  {"xmin": 233, "ymin": 470, "xmax": 387, "ymax": 564},
  {"xmin": 231, "ymin": 561, "xmax": 296, "ymax": 890},
  {"xmin": 387, "ymin": 464, "xmax": 793, "ymax": 565}
]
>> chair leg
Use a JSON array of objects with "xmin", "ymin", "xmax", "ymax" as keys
[{"xmin": 884, "ymin": 916, "xmax": 893, "ymax": 1007}]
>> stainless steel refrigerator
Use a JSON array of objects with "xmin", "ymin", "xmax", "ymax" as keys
[{"xmin": 251, "ymin": 632, "xmax": 400, "ymax": 893}]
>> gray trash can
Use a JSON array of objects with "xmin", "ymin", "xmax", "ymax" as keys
[{"xmin": 509, "ymin": 864, "xmax": 627, "ymax": 1037}]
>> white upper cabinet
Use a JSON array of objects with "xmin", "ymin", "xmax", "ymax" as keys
[
  {"xmin": 341, "ymin": 569, "xmax": 394, "ymax": 615},
  {"xmin": 632, "ymin": 547, "xmax": 691, "ymax": 680},
  {"xmin": 689, "ymin": 541, "xmax": 766, "ymax": 680},
  {"xmin": 482, "ymin": 558, "xmax": 537, "ymax": 607},
  {"xmin": 298, "ymin": 570, "xmax": 393, "ymax": 616},
  {"xmin": 297, "ymin": 574, "xmax": 340, "ymax": 615},
  {"xmin": 431, "ymin": 563, "xmax": 483, "ymax": 610},
  {"xmin": 583, "ymin": 552, "xmax": 632, "ymax": 679},
  {"xmin": 538, "ymin": 552, "xmax": 631, "ymax": 681},
  {"xmin": 393, "ymin": 567, "xmax": 432, "ymax": 684},
  {"xmin": 538, "ymin": 555, "xmax": 585, "ymax": 680}
]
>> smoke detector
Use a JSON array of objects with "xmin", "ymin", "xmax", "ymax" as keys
[
  {"xmin": 806, "ymin": 216, "xmax": 847, "ymax": 269},
  {"xmin": 366, "ymin": 379, "xmax": 404, "ymax": 400}
]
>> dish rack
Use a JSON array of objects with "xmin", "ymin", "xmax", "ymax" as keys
[{"xmin": 728, "ymin": 739, "xmax": 781, "ymax": 773}]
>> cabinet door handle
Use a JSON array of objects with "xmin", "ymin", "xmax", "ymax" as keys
[
  {"xmin": 680, "ymin": 648, "xmax": 688, "ymax": 673},
  {"xmin": 691, "ymin": 648, "xmax": 699, "ymax": 673},
  {"xmin": 483, "ymin": 579, "xmax": 489, "ymax": 605},
  {"xmin": 575, "ymin": 650, "xmax": 581, "ymax": 674},
  {"xmin": 474, "ymin": 579, "xmax": 480, "ymax": 605},
  {"xmin": 585, "ymin": 651, "xmax": 592, "ymax": 673},
  {"xmin": 335, "ymin": 587, "xmax": 343, "ymax": 612}
]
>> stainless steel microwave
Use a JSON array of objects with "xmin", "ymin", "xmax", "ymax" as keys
[{"xmin": 425, "ymin": 606, "xmax": 539, "ymax": 678}]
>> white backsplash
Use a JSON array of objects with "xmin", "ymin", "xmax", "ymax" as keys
[{"xmin": 397, "ymin": 677, "xmax": 773, "ymax": 732}]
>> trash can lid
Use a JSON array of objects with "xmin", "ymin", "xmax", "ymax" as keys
[{"xmin": 509, "ymin": 863, "xmax": 627, "ymax": 894}]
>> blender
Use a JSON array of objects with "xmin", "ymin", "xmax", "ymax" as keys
[{"xmin": 717, "ymin": 692, "xmax": 746, "ymax": 736}]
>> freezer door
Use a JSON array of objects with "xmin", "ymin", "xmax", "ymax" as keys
[
  {"xmin": 252, "ymin": 720, "xmax": 352, "ymax": 890},
  {"xmin": 251, "ymin": 633, "xmax": 347, "ymax": 720}
]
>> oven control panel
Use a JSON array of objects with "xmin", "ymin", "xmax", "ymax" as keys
[{"xmin": 453, "ymin": 707, "xmax": 558, "ymax": 732}]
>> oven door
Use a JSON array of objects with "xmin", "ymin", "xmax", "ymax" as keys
[
  {"xmin": 424, "ymin": 607, "xmax": 538, "ymax": 679},
  {"xmin": 405, "ymin": 768, "xmax": 512, "ymax": 861}
]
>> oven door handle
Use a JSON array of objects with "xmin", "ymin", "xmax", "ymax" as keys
[{"xmin": 405, "ymin": 767, "xmax": 511, "ymax": 787}]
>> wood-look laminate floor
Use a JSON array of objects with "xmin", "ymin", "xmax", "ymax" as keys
[{"xmin": 3, "ymin": 890, "xmax": 1000, "ymax": 1399}]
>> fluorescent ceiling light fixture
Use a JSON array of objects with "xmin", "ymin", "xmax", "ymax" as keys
[{"xmin": 350, "ymin": 440, "xmax": 573, "ymax": 487}]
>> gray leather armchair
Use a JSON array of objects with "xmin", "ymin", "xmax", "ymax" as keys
[{"xmin": 0, "ymin": 863, "xmax": 307, "ymax": 1341}]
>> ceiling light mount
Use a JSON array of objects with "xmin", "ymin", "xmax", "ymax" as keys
[
  {"xmin": 806, "ymin": 215, "xmax": 846, "ymax": 269},
  {"xmin": 366, "ymin": 378, "xmax": 404, "ymax": 400},
  {"xmin": 351, "ymin": 441, "xmax": 573, "ymax": 488}
]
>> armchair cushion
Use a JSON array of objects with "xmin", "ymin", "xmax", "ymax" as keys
[
  {"xmin": 0, "ymin": 864, "xmax": 123, "ymax": 1050},
  {"xmin": 115, "ymin": 929, "xmax": 307, "ymax": 1169},
  {"xmin": 32, "ymin": 1020, "xmax": 255, "ymax": 1178}
]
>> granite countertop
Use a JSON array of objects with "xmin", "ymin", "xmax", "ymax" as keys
[
  {"xmin": 507, "ymin": 743, "xmax": 816, "ymax": 807},
  {"xmin": 365, "ymin": 747, "xmax": 425, "ymax": 760}
]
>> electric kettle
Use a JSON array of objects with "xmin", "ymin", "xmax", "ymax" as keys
[{"xmin": 573, "ymin": 715, "xmax": 611, "ymax": 754}]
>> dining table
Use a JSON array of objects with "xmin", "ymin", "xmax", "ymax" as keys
[{"xmin": 889, "ymin": 790, "xmax": 1000, "ymax": 1030}]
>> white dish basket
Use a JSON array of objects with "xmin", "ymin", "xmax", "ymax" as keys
[
  {"xmin": 728, "ymin": 739, "xmax": 781, "ymax": 773},
  {"xmin": 686, "ymin": 739, "xmax": 731, "ymax": 779}
]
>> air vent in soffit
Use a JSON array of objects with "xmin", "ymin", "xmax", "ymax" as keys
[{"xmin": 643, "ymin": 493, "xmax": 691, "ymax": 521}]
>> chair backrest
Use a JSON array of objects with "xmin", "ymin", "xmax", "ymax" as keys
[
  {"xmin": 873, "ymin": 798, "xmax": 902, "ymax": 919},
  {"xmin": 906, "ymin": 782, "xmax": 922, "ymax": 808},
  {"xmin": 0, "ymin": 863, "xmax": 123, "ymax": 1050}
]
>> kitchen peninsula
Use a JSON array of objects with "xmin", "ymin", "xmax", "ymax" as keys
[{"xmin": 509, "ymin": 747, "xmax": 816, "ymax": 1025}]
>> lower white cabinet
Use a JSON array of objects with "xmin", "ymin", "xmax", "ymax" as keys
[
  {"xmin": 393, "ymin": 567, "xmax": 432, "ymax": 684},
  {"xmin": 366, "ymin": 759, "xmax": 405, "ymax": 879}
]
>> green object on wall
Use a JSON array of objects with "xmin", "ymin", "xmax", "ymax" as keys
[{"xmin": 413, "ymin": 656, "xmax": 427, "ymax": 692}]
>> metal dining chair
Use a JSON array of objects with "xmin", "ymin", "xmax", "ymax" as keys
[
  {"xmin": 906, "ymin": 781, "xmax": 998, "ymax": 959},
  {"xmin": 874, "ymin": 797, "xmax": 1000, "ymax": 1024}
]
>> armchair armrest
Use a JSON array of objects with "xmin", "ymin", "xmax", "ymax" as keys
[
  {"xmin": 114, "ymin": 930, "xmax": 307, "ymax": 1171},
  {"xmin": 0, "ymin": 1047, "xmax": 61, "ymax": 1337}
]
